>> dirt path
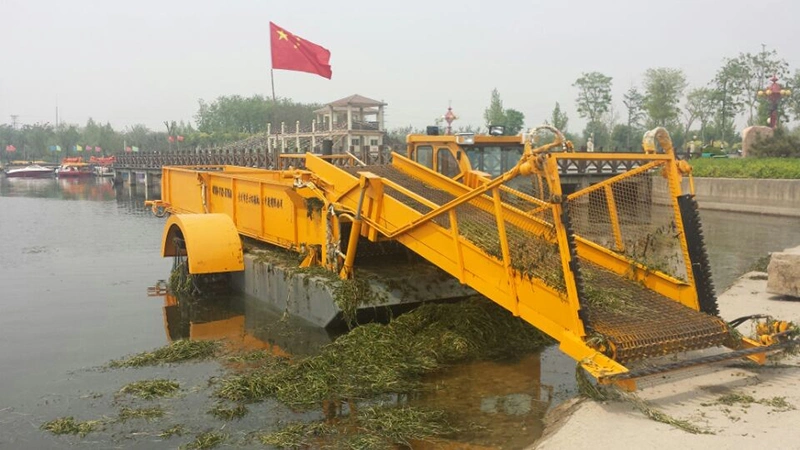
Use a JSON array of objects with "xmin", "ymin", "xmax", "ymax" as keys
[{"xmin": 532, "ymin": 272, "xmax": 800, "ymax": 450}]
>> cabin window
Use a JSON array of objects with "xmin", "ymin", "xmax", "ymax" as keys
[
  {"xmin": 415, "ymin": 145, "xmax": 433, "ymax": 169},
  {"xmin": 437, "ymin": 147, "xmax": 459, "ymax": 178}
]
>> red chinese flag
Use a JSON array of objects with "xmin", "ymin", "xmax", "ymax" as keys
[
  {"xmin": 270, "ymin": 22, "xmax": 332, "ymax": 79},
  {"xmin": 177, "ymin": 135, "xmax": 184, "ymax": 142},
  {"xmin": 168, "ymin": 135, "xmax": 175, "ymax": 143}
]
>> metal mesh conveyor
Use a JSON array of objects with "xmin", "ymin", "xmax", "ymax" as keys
[{"xmin": 345, "ymin": 164, "xmax": 730, "ymax": 363}]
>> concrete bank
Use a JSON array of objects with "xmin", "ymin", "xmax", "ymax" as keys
[
  {"xmin": 690, "ymin": 177, "xmax": 800, "ymax": 217},
  {"xmin": 532, "ymin": 273, "xmax": 800, "ymax": 450}
]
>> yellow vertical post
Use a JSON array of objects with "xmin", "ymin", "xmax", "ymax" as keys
[
  {"xmin": 664, "ymin": 164, "xmax": 696, "ymax": 291},
  {"xmin": 604, "ymin": 184, "xmax": 624, "ymax": 252},
  {"xmin": 448, "ymin": 209, "xmax": 466, "ymax": 283},
  {"xmin": 543, "ymin": 155, "xmax": 586, "ymax": 336},
  {"xmin": 492, "ymin": 187, "xmax": 519, "ymax": 316},
  {"xmin": 340, "ymin": 176, "xmax": 370, "ymax": 279}
]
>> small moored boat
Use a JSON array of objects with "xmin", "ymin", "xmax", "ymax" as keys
[
  {"xmin": 57, "ymin": 162, "xmax": 93, "ymax": 178},
  {"xmin": 5, "ymin": 165, "xmax": 55, "ymax": 178}
]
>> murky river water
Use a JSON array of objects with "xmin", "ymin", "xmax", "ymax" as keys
[{"xmin": 0, "ymin": 176, "xmax": 798, "ymax": 449}]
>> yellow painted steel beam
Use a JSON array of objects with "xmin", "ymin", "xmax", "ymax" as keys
[{"xmin": 161, "ymin": 213, "xmax": 244, "ymax": 274}]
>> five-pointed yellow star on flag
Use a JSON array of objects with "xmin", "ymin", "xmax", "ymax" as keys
[{"xmin": 277, "ymin": 29, "xmax": 288, "ymax": 40}]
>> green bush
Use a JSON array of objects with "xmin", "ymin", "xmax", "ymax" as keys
[
  {"xmin": 690, "ymin": 158, "xmax": 800, "ymax": 179},
  {"xmin": 749, "ymin": 127, "xmax": 800, "ymax": 158}
]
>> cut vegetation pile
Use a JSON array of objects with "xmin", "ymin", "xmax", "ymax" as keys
[
  {"xmin": 119, "ymin": 379, "xmax": 180, "ymax": 399},
  {"xmin": 217, "ymin": 298, "xmax": 552, "ymax": 409},
  {"xmin": 215, "ymin": 298, "xmax": 550, "ymax": 447},
  {"xmin": 41, "ymin": 417, "xmax": 103, "ymax": 437},
  {"xmin": 259, "ymin": 405, "xmax": 456, "ymax": 449},
  {"xmin": 108, "ymin": 340, "xmax": 220, "ymax": 368}
]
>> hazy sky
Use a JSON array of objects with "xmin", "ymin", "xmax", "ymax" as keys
[{"xmin": 2, "ymin": 0, "xmax": 799, "ymax": 133}]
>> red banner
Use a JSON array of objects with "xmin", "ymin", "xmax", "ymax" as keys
[{"xmin": 270, "ymin": 22, "xmax": 332, "ymax": 79}]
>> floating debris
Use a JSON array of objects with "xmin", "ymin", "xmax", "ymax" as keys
[
  {"xmin": 159, "ymin": 424, "xmax": 185, "ymax": 438},
  {"xmin": 184, "ymin": 431, "xmax": 227, "ymax": 450},
  {"xmin": 41, "ymin": 417, "xmax": 103, "ymax": 437},
  {"xmin": 216, "ymin": 298, "xmax": 551, "ymax": 409},
  {"xmin": 119, "ymin": 379, "xmax": 180, "ymax": 399},
  {"xmin": 259, "ymin": 405, "xmax": 455, "ymax": 449},
  {"xmin": 259, "ymin": 422, "xmax": 333, "ymax": 449},
  {"xmin": 108, "ymin": 340, "xmax": 219, "ymax": 368},
  {"xmin": 208, "ymin": 403, "xmax": 248, "ymax": 421},
  {"xmin": 118, "ymin": 406, "xmax": 165, "ymax": 422}
]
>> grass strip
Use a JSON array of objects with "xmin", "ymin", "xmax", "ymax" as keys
[
  {"xmin": 216, "ymin": 298, "xmax": 552, "ymax": 409},
  {"xmin": 119, "ymin": 379, "xmax": 179, "ymax": 399},
  {"xmin": 41, "ymin": 417, "xmax": 103, "ymax": 437},
  {"xmin": 109, "ymin": 340, "xmax": 219, "ymax": 368}
]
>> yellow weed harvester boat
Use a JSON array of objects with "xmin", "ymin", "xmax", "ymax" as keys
[{"xmin": 146, "ymin": 127, "xmax": 796, "ymax": 389}]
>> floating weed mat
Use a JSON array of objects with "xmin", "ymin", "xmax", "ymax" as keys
[
  {"xmin": 259, "ymin": 422, "xmax": 333, "ymax": 449},
  {"xmin": 108, "ymin": 340, "xmax": 220, "ymax": 368},
  {"xmin": 184, "ymin": 431, "xmax": 228, "ymax": 450},
  {"xmin": 119, "ymin": 379, "xmax": 180, "ymax": 399},
  {"xmin": 41, "ymin": 417, "xmax": 104, "ymax": 437},
  {"xmin": 208, "ymin": 403, "xmax": 248, "ymax": 420},
  {"xmin": 159, "ymin": 424, "xmax": 185, "ymax": 438},
  {"xmin": 118, "ymin": 406, "xmax": 165, "ymax": 422},
  {"xmin": 259, "ymin": 406, "xmax": 456, "ymax": 449},
  {"xmin": 216, "ymin": 298, "xmax": 551, "ymax": 408},
  {"xmin": 575, "ymin": 366, "xmax": 712, "ymax": 435}
]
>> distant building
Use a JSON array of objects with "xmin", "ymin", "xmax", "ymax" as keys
[{"xmin": 269, "ymin": 94, "xmax": 387, "ymax": 161}]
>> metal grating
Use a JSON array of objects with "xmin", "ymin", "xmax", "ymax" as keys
[
  {"xmin": 567, "ymin": 162, "xmax": 688, "ymax": 282},
  {"xmin": 580, "ymin": 260, "xmax": 728, "ymax": 362}
]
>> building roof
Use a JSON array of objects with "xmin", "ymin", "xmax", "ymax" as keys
[{"xmin": 326, "ymin": 94, "xmax": 386, "ymax": 108}]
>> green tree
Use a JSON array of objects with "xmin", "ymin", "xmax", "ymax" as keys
[
  {"xmin": 622, "ymin": 87, "xmax": 645, "ymax": 149},
  {"xmin": 483, "ymin": 88, "xmax": 506, "ymax": 127},
  {"xmin": 715, "ymin": 47, "xmax": 789, "ymax": 125},
  {"xmin": 683, "ymin": 88, "xmax": 716, "ymax": 143},
  {"xmin": 195, "ymin": 95, "xmax": 319, "ymax": 135},
  {"xmin": 610, "ymin": 124, "xmax": 638, "ymax": 152},
  {"xmin": 643, "ymin": 68, "xmax": 687, "ymax": 128},
  {"xmin": 55, "ymin": 124, "xmax": 80, "ymax": 158},
  {"xmin": 482, "ymin": 89, "xmax": 525, "ymax": 135},
  {"xmin": 504, "ymin": 109, "xmax": 525, "ymax": 135},
  {"xmin": 787, "ymin": 70, "xmax": 800, "ymax": 122},
  {"xmin": 549, "ymin": 102, "xmax": 569, "ymax": 132},
  {"xmin": 573, "ymin": 72, "xmax": 613, "ymax": 139}
]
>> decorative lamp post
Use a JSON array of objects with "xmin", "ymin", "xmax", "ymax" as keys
[
  {"xmin": 443, "ymin": 106, "xmax": 458, "ymax": 135},
  {"xmin": 757, "ymin": 75, "xmax": 792, "ymax": 129}
]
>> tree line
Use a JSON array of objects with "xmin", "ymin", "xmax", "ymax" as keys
[
  {"xmin": 1, "ymin": 96, "xmax": 320, "ymax": 161},
  {"xmin": 428, "ymin": 45, "xmax": 800, "ymax": 153}
]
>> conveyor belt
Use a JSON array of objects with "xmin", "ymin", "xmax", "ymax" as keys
[{"xmin": 345, "ymin": 164, "xmax": 730, "ymax": 363}]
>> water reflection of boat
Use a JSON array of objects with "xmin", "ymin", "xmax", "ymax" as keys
[
  {"xmin": 5, "ymin": 165, "xmax": 55, "ymax": 178},
  {"xmin": 58, "ymin": 177, "xmax": 115, "ymax": 201}
]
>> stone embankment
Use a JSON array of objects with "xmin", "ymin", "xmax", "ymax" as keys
[{"xmin": 691, "ymin": 178, "xmax": 800, "ymax": 217}]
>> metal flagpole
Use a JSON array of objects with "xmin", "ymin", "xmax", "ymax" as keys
[{"xmin": 271, "ymin": 68, "xmax": 276, "ymax": 102}]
